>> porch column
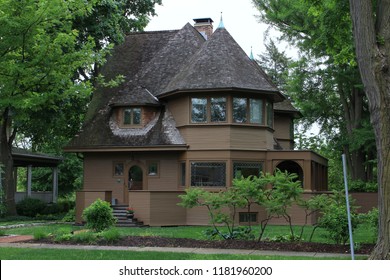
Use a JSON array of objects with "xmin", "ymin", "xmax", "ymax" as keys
[
  {"xmin": 52, "ymin": 167, "xmax": 58, "ymax": 203},
  {"xmin": 27, "ymin": 165, "xmax": 32, "ymax": 197}
]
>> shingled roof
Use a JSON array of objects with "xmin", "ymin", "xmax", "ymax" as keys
[
  {"xmin": 161, "ymin": 27, "xmax": 284, "ymax": 101},
  {"xmin": 66, "ymin": 22, "xmax": 293, "ymax": 151}
]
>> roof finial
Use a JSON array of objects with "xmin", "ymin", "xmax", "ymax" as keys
[
  {"xmin": 250, "ymin": 46, "xmax": 254, "ymax": 60},
  {"xmin": 218, "ymin": 12, "xmax": 225, "ymax": 29}
]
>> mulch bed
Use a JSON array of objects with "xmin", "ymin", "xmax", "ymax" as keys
[{"xmin": 28, "ymin": 235, "xmax": 374, "ymax": 254}]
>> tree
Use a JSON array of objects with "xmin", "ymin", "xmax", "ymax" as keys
[
  {"xmin": 349, "ymin": 0, "xmax": 390, "ymax": 260},
  {"xmin": 253, "ymin": 0, "xmax": 376, "ymax": 183},
  {"xmin": 0, "ymin": 0, "xmax": 97, "ymax": 214},
  {"xmin": 0, "ymin": 0, "xmax": 162, "ymax": 214}
]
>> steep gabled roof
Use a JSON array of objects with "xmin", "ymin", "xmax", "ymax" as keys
[{"xmin": 160, "ymin": 27, "xmax": 284, "ymax": 101}]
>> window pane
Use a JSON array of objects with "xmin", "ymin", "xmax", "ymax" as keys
[
  {"xmin": 267, "ymin": 102, "xmax": 273, "ymax": 127},
  {"xmin": 250, "ymin": 99, "xmax": 263, "ymax": 124},
  {"xmin": 191, "ymin": 162, "xmax": 226, "ymax": 187},
  {"xmin": 148, "ymin": 162, "xmax": 158, "ymax": 176},
  {"xmin": 233, "ymin": 162, "xmax": 262, "ymax": 178},
  {"xmin": 132, "ymin": 108, "xmax": 141, "ymax": 125},
  {"xmin": 233, "ymin": 98, "xmax": 247, "ymax": 123},
  {"xmin": 211, "ymin": 97, "xmax": 226, "ymax": 122},
  {"xmin": 123, "ymin": 109, "xmax": 132, "ymax": 125},
  {"xmin": 180, "ymin": 162, "xmax": 186, "ymax": 186},
  {"xmin": 191, "ymin": 98, "xmax": 207, "ymax": 123},
  {"xmin": 114, "ymin": 163, "xmax": 124, "ymax": 176}
]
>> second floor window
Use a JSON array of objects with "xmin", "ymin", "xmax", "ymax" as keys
[
  {"xmin": 123, "ymin": 108, "xmax": 141, "ymax": 125},
  {"xmin": 233, "ymin": 97, "xmax": 264, "ymax": 125},
  {"xmin": 191, "ymin": 97, "xmax": 227, "ymax": 123}
]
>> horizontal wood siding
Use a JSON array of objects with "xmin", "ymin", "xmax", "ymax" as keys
[
  {"xmin": 179, "ymin": 126, "xmax": 230, "ymax": 150},
  {"xmin": 148, "ymin": 159, "xmax": 179, "ymax": 190},
  {"xmin": 150, "ymin": 192, "xmax": 186, "ymax": 226},
  {"xmin": 83, "ymin": 154, "xmax": 124, "ymax": 202},
  {"xmin": 351, "ymin": 192, "xmax": 378, "ymax": 213},
  {"xmin": 129, "ymin": 191, "xmax": 151, "ymax": 225},
  {"xmin": 230, "ymin": 126, "xmax": 274, "ymax": 150},
  {"xmin": 167, "ymin": 96, "xmax": 189, "ymax": 127}
]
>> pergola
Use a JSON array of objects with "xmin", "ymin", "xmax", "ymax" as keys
[{"xmin": 12, "ymin": 148, "xmax": 63, "ymax": 203}]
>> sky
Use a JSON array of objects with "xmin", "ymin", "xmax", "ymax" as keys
[{"xmin": 145, "ymin": 0, "xmax": 274, "ymax": 58}]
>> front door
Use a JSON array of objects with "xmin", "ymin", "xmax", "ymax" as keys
[{"xmin": 128, "ymin": 165, "xmax": 143, "ymax": 190}]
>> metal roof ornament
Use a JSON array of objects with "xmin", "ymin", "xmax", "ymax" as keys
[{"xmin": 218, "ymin": 12, "xmax": 225, "ymax": 29}]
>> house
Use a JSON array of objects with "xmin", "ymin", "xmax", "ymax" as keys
[{"xmin": 65, "ymin": 18, "xmax": 328, "ymax": 226}]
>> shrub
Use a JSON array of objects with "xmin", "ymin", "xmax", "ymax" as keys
[
  {"xmin": 98, "ymin": 228, "xmax": 122, "ymax": 243},
  {"xmin": 33, "ymin": 229, "xmax": 49, "ymax": 240},
  {"xmin": 71, "ymin": 231, "xmax": 97, "ymax": 244},
  {"xmin": 317, "ymin": 191, "xmax": 359, "ymax": 245},
  {"xmin": 82, "ymin": 199, "xmax": 116, "ymax": 232},
  {"xmin": 62, "ymin": 208, "xmax": 75, "ymax": 222},
  {"xmin": 16, "ymin": 197, "xmax": 46, "ymax": 217}
]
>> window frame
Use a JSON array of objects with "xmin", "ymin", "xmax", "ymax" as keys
[
  {"xmin": 190, "ymin": 96, "xmax": 228, "ymax": 124},
  {"xmin": 232, "ymin": 97, "xmax": 265, "ymax": 125},
  {"xmin": 113, "ymin": 162, "xmax": 124, "ymax": 177},
  {"xmin": 190, "ymin": 161, "xmax": 227, "ymax": 187},
  {"xmin": 122, "ymin": 107, "xmax": 142, "ymax": 127},
  {"xmin": 147, "ymin": 161, "xmax": 159, "ymax": 177},
  {"xmin": 233, "ymin": 161, "xmax": 263, "ymax": 179}
]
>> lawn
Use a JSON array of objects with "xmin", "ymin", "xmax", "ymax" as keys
[
  {"xmin": 0, "ymin": 247, "xmax": 364, "ymax": 260},
  {"xmin": 0, "ymin": 222, "xmax": 377, "ymax": 245}
]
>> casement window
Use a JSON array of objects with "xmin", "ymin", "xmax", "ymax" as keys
[
  {"xmin": 233, "ymin": 97, "xmax": 264, "ymax": 124},
  {"xmin": 180, "ymin": 162, "xmax": 186, "ymax": 186},
  {"xmin": 191, "ymin": 98, "xmax": 208, "ymax": 123},
  {"xmin": 147, "ymin": 162, "xmax": 159, "ymax": 176},
  {"xmin": 123, "ymin": 107, "xmax": 141, "ymax": 125},
  {"xmin": 266, "ymin": 101, "xmax": 273, "ymax": 127},
  {"xmin": 190, "ymin": 162, "xmax": 226, "ymax": 187},
  {"xmin": 210, "ymin": 97, "xmax": 227, "ymax": 122},
  {"xmin": 113, "ymin": 162, "xmax": 124, "ymax": 176},
  {"xmin": 191, "ymin": 97, "xmax": 227, "ymax": 123},
  {"xmin": 233, "ymin": 162, "xmax": 263, "ymax": 178}
]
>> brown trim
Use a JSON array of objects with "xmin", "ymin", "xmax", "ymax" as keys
[{"xmin": 64, "ymin": 145, "xmax": 189, "ymax": 153}]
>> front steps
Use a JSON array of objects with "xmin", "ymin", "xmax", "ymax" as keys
[{"xmin": 112, "ymin": 205, "xmax": 144, "ymax": 227}]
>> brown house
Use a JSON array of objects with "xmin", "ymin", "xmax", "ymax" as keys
[{"xmin": 65, "ymin": 18, "xmax": 328, "ymax": 226}]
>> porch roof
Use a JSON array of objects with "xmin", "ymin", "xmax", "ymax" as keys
[{"xmin": 12, "ymin": 148, "xmax": 63, "ymax": 168}]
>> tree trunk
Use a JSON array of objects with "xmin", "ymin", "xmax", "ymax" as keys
[
  {"xmin": 349, "ymin": 0, "xmax": 390, "ymax": 260},
  {"xmin": 0, "ymin": 109, "xmax": 17, "ymax": 215}
]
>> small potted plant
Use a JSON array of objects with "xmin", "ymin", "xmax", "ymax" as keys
[{"xmin": 126, "ymin": 207, "xmax": 134, "ymax": 219}]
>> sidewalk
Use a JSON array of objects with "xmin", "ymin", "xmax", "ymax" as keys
[{"xmin": 0, "ymin": 235, "xmax": 364, "ymax": 258}]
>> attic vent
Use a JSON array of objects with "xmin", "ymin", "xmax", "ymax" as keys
[{"xmin": 193, "ymin": 18, "xmax": 214, "ymax": 40}]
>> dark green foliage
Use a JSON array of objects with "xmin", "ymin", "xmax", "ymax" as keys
[
  {"xmin": 317, "ymin": 191, "xmax": 360, "ymax": 244},
  {"xmin": 16, "ymin": 198, "xmax": 46, "ymax": 217},
  {"xmin": 82, "ymin": 199, "xmax": 116, "ymax": 232}
]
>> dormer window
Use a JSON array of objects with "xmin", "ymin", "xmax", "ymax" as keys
[{"xmin": 123, "ymin": 107, "xmax": 141, "ymax": 126}]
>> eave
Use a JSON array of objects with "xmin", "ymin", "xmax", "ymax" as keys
[
  {"xmin": 158, "ymin": 87, "xmax": 285, "ymax": 102},
  {"xmin": 64, "ymin": 144, "xmax": 189, "ymax": 153}
]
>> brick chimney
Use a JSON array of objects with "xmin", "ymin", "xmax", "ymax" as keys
[{"xmin": 193, "ymin": 18, "xmax": 214, "ymax": 40}]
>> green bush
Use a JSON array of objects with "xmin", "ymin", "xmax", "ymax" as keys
[
  {"xmin": 62, "ymin": 208, "xmax": 75, "ymax": 222},
  {"xmin": 82, "ymin": 199, "xmax": 116, "ymax": 232},
  {"xmin": 16, "ymin": 197, "xmax": 46, "ymax": 217},
  {"xmin": 71, "ymin": 231, "xmax": 97, "ymax": 244},
  {"xmin": 317, "ymin": 192, "xmax": 359, "ymax": 245},
  {"xmin": 97, "ymin": 228, "xmax": 122, "ymax": 243}
]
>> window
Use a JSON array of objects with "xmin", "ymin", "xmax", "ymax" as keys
[
  {"xmin": 114, "ymin": 162, "xmax": 124, "ymax": 176},
  {"xmin": 233, "ymin": 98, "xmax": 264, "ymax": 124},
  {"xmin": 233, "ymin": 98, "xmax": 247, "ymax": 123},
  {"xmin": 250, "ymin": 99, "xmax": 263, "ymax": 124},
  {"xmin": 148, "ymin": 162, "xmax": 159, "ymax": 176},
  {"xmin": 233, "ymin": 162, "xmax": 263, "ymax": 178},
  {"xmin": 180, "ymin": 162, "xmax": 186, "ymax": 186},
  {"xmin": 239, "ymin": 212, "xmax": 257, "ymax": 223},
  {"xmin": 210, "ymin": 97, "xmax": 227, "ymax": 122},
  {"xmin": 191, "ymin": 162, "xmax": 226, "ymax": 187},
  {"xmin": 266, "ymin": 101, "xmax": 273, "ymax": 127},
  {"xmin": 123, "ymin": 108, "xmax": 141, "ymax": 125},
  {"xmin": 191, "ymin": 98, "xmax": 207, "ymax": 123},
  {"xmin": 191, "ymin": 97, "xmax": 227, "ymax": 123}
]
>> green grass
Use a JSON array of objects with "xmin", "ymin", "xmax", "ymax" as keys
[
  {"xmin": 1, "ymin": 222, "xmax": 376, "ymax": 245},
  {"xmin": 0, "ymin": 247, "xmax": 365, "ymax": 260}
]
